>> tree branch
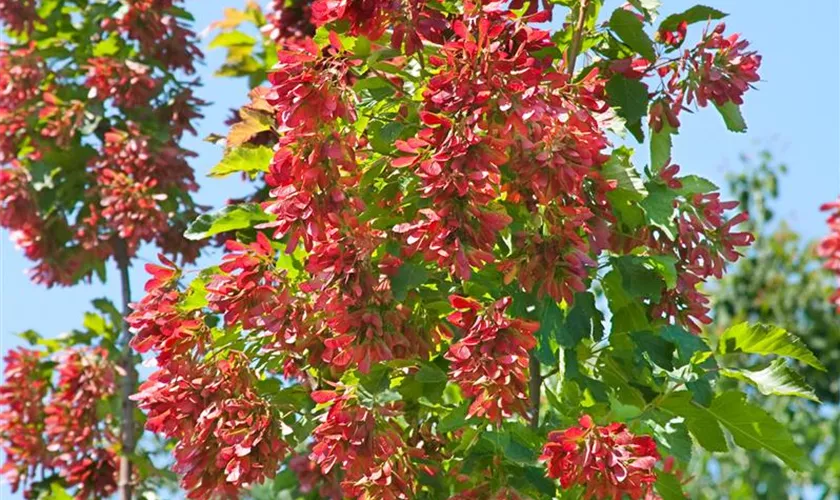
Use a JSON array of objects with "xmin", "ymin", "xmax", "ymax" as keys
[
  {"xmin": 567, "ymin": 0, "xmax": 592, "ymax": 76},
  {"xmin": 529, "ymin": 353, "xmax": 541, "ymax": 429},
  {"xmin": 114, "ymin": 239, "xmax": 136, "ymax": 500}
]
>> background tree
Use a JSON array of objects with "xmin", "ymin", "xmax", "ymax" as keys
[
  {"xmin": 686, "ymin": 151, "xmax": 840, "ymax": 498},
  {"xmin": 0, "ymin": 1, "xmax": 205, "ymax": 498}
]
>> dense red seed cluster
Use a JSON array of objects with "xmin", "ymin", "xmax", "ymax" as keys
[
  {"xmin": 819, "ymin": 199, "xmax": 840, "ymax": 311},
  {"xmin": 0, "ymin": 348, "xmax": 49, "ymax": 495},
  {"xmin": 129, "ymin": 258, "xmax": 288, "ymax": 498},
  {"xmin": 133, "ymin": 356, "xmax": 287, "ymax": 499},
  {"xmin": 84, "ymin": 57, "xmax": 159, "ymax": 108},
  {"xmin": 0, "ymin": 0, "xmax": 37, "ymax": 33},
  {"xmin": 444, "ymin": 296, "xmax": 538, "ymax": 422},
  {"xmin": 264, "ymin": 0, "xmax": 315, "ymax": 43},
  {"xmin": 105, "ymin": 0, "xmax": 202, "ymax": 74},
  {"xmin": 541, "ymin": 416, "xmax": 659, "ymax": 499},
  {"xmin": 309, "ymin": 390, "xmax": 420, "ymax": 499},
  {"xmin": 289, "ymin": 449, "xmax": 343, "ymax": 499},
  {"xmin": 646, "ymin": 166, "xmax": 754, "ymax": 332},
  {"xmin": 44, "ymin": 348, "xmax": 119, "ymax": 498},
  {"xmin": 652, "ymin": 23, "xmax": 761, "ymax": 129}
]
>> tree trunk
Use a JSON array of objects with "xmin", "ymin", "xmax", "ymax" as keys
[{"xmin": 114, "ymin": 240, "xmax": 135, "ymax": 500}]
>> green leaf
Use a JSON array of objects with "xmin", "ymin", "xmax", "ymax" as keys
[
  {"xmin": 718, "ymin": 322, "xmax": 825, "ymax": 370},
  {"xmin": 659, "ymin": 391, "xmax": 727, "ymax": 452},
  {"xmin": 360, "ymin": 364, "xmax": 391, "ymax": 393},
  {"xmin": 660, "ymin": 325, "xmax": 713, "ymax": 367},
  {"xmin": 603, "ymin": 149, "xmax": 648, "ymax": 200},
  {"xmin": 655, "ymin": 472, "xmax": 686, "ymax": 500},
  {"xmin": 640, "ymin": 183, "xmax": 678, "ymax": 239},
  {"xmin": 661, "ymin": 391, "xmax": 809, "ymax": 470},
  {"xmin": 609, "ymin": 9, "xmax": 657, "ymax": 61},
  {"xmin": 650, "ymin": 122, "xmax": 673, "ymax": 172},
  {"xmin": 438, "ymin": 404, "xmax": 469, "ymax": 433},
  {"xmin": 605, "ymin": 74, "xmax": 650, "ymax": 124},
  {"xmin": 710, "ymin": 391, "xmax": 808, "ymax": 470},
  {"xmin": 92, "ymin": 36, "xmax": 120, "ymax": 57},
  {"xmin": 209, "ymin": 146, "xmax": 273, "ymax": 178},
  {"xmin": 557, "ymin": 292, "xmax": 603, "ymax": 347},
  {"xmin": 603, "ymin": 148, "xmax": 648, "ymax": 228},
  {"xmin": 676, "ymin": 174, "xmax": 718, "ymax": 195},
  {"xmin": 660, "ymin": 5, "xmax": 727, "ymax": 32},
  {"xmin": 415, "ymin": 362, "xmax": 448, "ymax": 384},
  {"xmin": 209, "ymin": 31, "xmax": 257, "ymax": 49},
  {"xmin": 603, "ymin": 270, "xmax": 649, "ymax": 333},
  {"xmin": 389, "ymin": 262, "xmax": 429, "ymax": 301},
  {"xmin": 715, "ymin": 101, "xmax": 748, "ymax": 133},
  {"xmin": 720, "ymin": 359, "xmax": 819, "ymax": 402},
  {"xmin": 536, "ymin": 297, "xmax": 563, "ymax": 363},
  {"xmin": 614, "ymin": 255, "xmax": 676, "ymax": 301},
  {"xmin": 181, "ymin": 277, "xmax": 209, "ymax": 312},
  {"xmin": 653, "ymin": 419, "xmax": 693, "ymax": 463},
  {"xmin": 369, "ymin": 121, "xmax": 406, "ymax": 155},
  {"xmin": 184, "ymin": 204, "xmax": 274, "ymax": 240},
  {"xmin": 632, "ymin": 331, "xmax": 674, "ymax": 370}
]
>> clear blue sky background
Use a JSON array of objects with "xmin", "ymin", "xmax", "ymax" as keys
[{"xmin": 0, "ymin": 1, "xmax": 838, "ymax": 497}]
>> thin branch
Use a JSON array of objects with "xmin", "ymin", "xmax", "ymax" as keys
[
  {"xmin": 567, "ymin": 0, "xmax": 593, "ymax": 77},
  {"xmin": 114, "ymin": 239, "xmax": 136, "ymax": 500}
]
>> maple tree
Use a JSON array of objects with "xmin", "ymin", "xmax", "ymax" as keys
[{"xmin": 0, "ymin": 0, "xmax": 833, "ymax": 499}]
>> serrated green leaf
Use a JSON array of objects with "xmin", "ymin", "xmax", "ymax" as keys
[
  {"xmin": 710, "ymin": 391, "xmax": 808, "ymax": 470},
  {"xmin": 536, "ymin": 297, "xmax": 562, "ymax": 363},
  {"xmin": 718, "ymin": 322, "xmax": 825, "ymax": 370},
  {"xmin": 184, "ymin": 204, "xmax": 273, "ymax": 240},
  {"xmin": 605, "ymin": 74, "xmax": 650, "ymax": 124},
  {"xmin": 209, "ymin": 146, "xmax": 273, "ymax": 178},
  {"xmin": 650, "ymin": 122, "xmax": 673, "ymax": 172},
  {"xmin": 715, "ymin": 101, "xmax": 748, "ymax": 133},
  {"xmin": 721, "ymin": 359, "xmax": 819, "ymax": 402},
  {"xmin": 661, "ymin": 391, "xmax": 808, "ymax": 470},
  {"xmin": 676, "ymin": 174, "xmax": 718, "ymax": 195},
  {"xmin": 610, "ymin": 9, "xmax": 657, "ymax": 61},
  {"xmin": 660, "ymin": 5, "xmax": 727, "ymax": 32}
]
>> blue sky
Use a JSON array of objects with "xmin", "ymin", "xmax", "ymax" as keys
[{"xmin": 0, "ymin": 1, "xmax": 838, "ymax": 497}]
